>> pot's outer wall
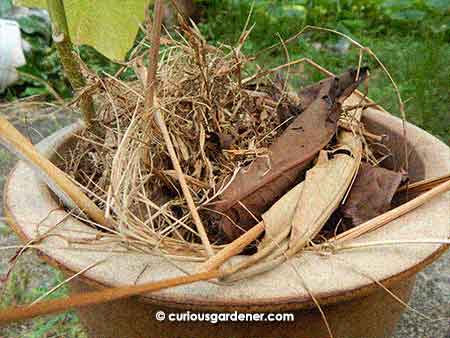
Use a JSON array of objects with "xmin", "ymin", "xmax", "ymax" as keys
[
  {"xmin": 71, "ymin": 275, "xmax": 416, "ymax": 338},
  {"xmin": 4, "ymin": 94, "xmax": 450, "ymax": 312}
]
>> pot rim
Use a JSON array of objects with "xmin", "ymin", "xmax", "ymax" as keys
[{"xmin": 5, "ymin": 97, "xmax": 450, "ymax": 312}]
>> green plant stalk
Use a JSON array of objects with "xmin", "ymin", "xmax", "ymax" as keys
[{"xmin": 46, "ymin": 0, "xmax": 96, "ymax": 128}]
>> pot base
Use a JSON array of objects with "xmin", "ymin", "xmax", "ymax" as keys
[{"xmin": 71, "ymin": 276, "xmax": 415, "ymax": 338}]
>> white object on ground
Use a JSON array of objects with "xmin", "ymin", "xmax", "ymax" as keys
[{"xmin": 0, "ymin": 19, "xmax": 26, "ymax": 93}]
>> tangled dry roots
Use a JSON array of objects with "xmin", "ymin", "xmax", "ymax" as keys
[{"xmin": 64, "ymin": 25, "xmax": 303, "ymax": 258}]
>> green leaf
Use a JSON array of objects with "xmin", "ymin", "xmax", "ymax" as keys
[
  {"xmin": 14, "ymin": 0, "xmax": 45, "ymax": 7},
  {"xmin": 17, "ymin": 15, "xmax": 50, "ymax": 36},
  {"xmin": 381, "ymin": 0, "xmax": 414, "ymax": 10},
  {"xmin": 430, "ymin": 17, "xmax": 450, "ymax": 33},
  {"xmin": 20, "ymin": 86, "xmax": 49, "ymax": 97},
  {"xmin": 0, "ymin": 221, "xmax": 12, "ymax": 236},
  {"xmin": 14, "ymin": 0, "xmax": 150, "ymax": 61},
  {"xmin": 340, "ymin": 19, "xmax": 366, "ymax": 31},
  {"xmin": 0, "ymin": 0, "xmax": 13, "ymax": 17},
  {"xmin": 424, "ymin": 0, "xmax": 450, "ymax": 12},
  {"xmin": 279, "ymin": 4, "xmax": 306, "ymax": 18},
  {"xmin": 388, "ymin": 9, "xmax": 427, "ymax": 22}
]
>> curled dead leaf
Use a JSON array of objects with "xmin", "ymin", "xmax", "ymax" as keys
[
  {"xmin": 214, "ymin": 68, "xmax": 368, "ymax": 241},
  {"xmin": 341, "ymin": 163, "xmax": 404, "ymax": 226}
]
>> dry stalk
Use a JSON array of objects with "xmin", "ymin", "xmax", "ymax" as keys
[
  {"xmin": 145, "ymin": 0, "xmax": 164, "ymax": 111},
  {"xmin": 0, "ymin": 116, "xmax": 109, "ymax": 228},
  {"xmin": 200, "ymin": 221, "xmax": 265, "ymax": 271},
  {"xmin": 0, "ymin": 269, "xmax": 221, "ymax": 324},
  {"xmin": 397, "ymin": 173, "xmax": 450, "ymax": 194},
  {"xmin": 328, "ymin": 239, "xmax": 450, "ymax": 252},
  {"xmin": 338, "ymin": 120, "xmax": 384, "ymax": 143},
  {"xmin": 332, "ymin": 178, "xmax": 450, "ymax": 243},
  {"xmin": 30, "ymin": 260, "xmax": 106, "ymax": 305},
  {"xmin": 154, "ymin": 103, "xmax": 214, "ymax": 257}
]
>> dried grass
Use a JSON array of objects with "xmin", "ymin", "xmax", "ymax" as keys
[
  {"xmin": 57, "ymin": 20, "xmax": 435, "ymax": 276},
  {"xmin": 63, "ymin": 23, "xmax": 297, "ymax": 259}
]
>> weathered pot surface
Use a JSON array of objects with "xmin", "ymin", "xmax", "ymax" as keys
[{"xmin": 4, "ymin": 94, "xmax": 450, "ymax": 337}]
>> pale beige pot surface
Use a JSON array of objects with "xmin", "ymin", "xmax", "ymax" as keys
[{"xmin": 4, "ymin": 98, "xmax": 450, "ymax": 312}]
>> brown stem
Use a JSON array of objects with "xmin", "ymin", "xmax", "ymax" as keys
[
  {"xmin": 397, "ymin": 173, "xmax": 450, "ymax": 194},
  {"xmin": 144, "ymin": 0, "xmax": 164, "ymax": 111},
  {"xmin": 154, "ymin": 106, "xmax": 214, "ymax": 257},
  {"xmin": 338, "ymin": 121, "xmax": 385, "ymax": 143},
  {"xmin": 0, "ymin": 269, "xmax": 220, "ymax": 324},
  {"xmin": 201, "ymin": 221, "xmax": 265, "ymax": 271},
  {"xmin": 144, "ymin": 0, "xmax": 213, "ymax": 257},
  {"xmin": 332, "ymin": 178, "xmax": 450, "ymax": 243},
  {"xmin": 0, "ymin": 116, "xmax": 109, "ymax": 228}
]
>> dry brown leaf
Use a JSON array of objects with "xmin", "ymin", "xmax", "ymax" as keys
[
  {"xmin": 214, "ymin": 78, "xmax": 337, "ymax": 241},
  {"xmin": 215, "ymin": 68, "xmax": 368, "ymax": 241},
  {"xmin": 260, "ymin": 181, "xmax": 304, "ymax": 249},
  {"xmin": 225, "ymin": 95, "xmax": 366, "ymax": 278},
  {"xmin": 225, "ymin": 145, "xmax": 361, "ymax": 278},
  {"xmin": 221, "ymin": 183, "xmax": 303, "ymax": 277},
  {"xmin": 297, "ymin": 66, "xmax": 369, "ymax": 112},
  {"xmin": 341, "ymin": 163, "xmax": 404, "ymax": 226},
  {"xmin": 288, "ymin": 149, "xmax": 359, "ymax": 253}
]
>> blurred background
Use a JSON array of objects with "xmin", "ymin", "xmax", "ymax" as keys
[{"xmin": 0, "ymin": 1, "xmax": 449, "ymax": 337}]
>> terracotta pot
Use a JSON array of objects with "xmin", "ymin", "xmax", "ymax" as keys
[{"xmin": 5, "ymin": 104, "xmax": 450, "ymax": 338}]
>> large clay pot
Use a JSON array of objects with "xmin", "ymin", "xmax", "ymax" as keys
[{"xmin": 4, "ymin": 99, "xmax": 450, "ymax": 338}]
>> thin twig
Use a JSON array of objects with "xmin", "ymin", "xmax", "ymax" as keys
[
  {"xmin": 329, "ymin": 239, "xmax": 450, "ymax": 252},
  {"xmin": 0, "ymin": 117, "xmax": 110, "ymax": 228},
  {"xmin": 338, "ymin": 120, "xmax": 385, "ymax": 143},
  {"xmin": 30, "ymin": 259, "xmax": 106, "ymax": 305},
  {"xmin": 17, "ymin": 71, "xmax": 64, "ymax": 103},
  {"xmin": 154, "ymin": 105, "xmax": 214, "ymax": 257},
  {"xmin": 200, "ymin": 221, "xmax": 265, "ymax": 271},
  {"xmin": 145, "ymin": 0, "xmax": 164, "ymax": 111},
  {"xmin": 332, "ymin": 179, "xmax": 450, "ymax": 243},
  {"xmin": 397, "ymin": 173, "xmax": 450, "ymax": 194},
  {"xmin": 0, "ymin": 269, "xmax": 221, "ymax": 324}
]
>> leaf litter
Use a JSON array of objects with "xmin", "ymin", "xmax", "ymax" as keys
[
  {"xmin": 53, "ymin": 19, "xmax": 449, "ymax": 276},
  {"xmin": 215, "ymin": 68, "xmax": 368, "ymax": 241}
]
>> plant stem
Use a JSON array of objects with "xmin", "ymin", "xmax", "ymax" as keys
[
  {"xmin": 46, "ymin": 0, "xmax": 96, "ymax": 128},
  {"xmin": 396, "ymin": 173, "xmax": 450, "ymax": 194},
  {"xmin": 154, "ymin": 106, "xmax": 214, "ymax": 257},
  {"xmin": 0, "ymin": 269, "xmax": 221, "ymax": 324},
  {"xmin": 144, "ymin": 0, "xmax": 164, "ymax": 111},
  {"xmin": 201, "ymin": 221, "xmax": 265, "ymax": 271},
  {"xmin": 0, "ymin": 116, "xmax": 109, "ymax": 228},
  {"xmin": 332, "ymin": 178, "xmax": 450, "ymax": 243},
  {"xmin": 144, "ymin": 0, "xmax": 213, "ymax": 257}
]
